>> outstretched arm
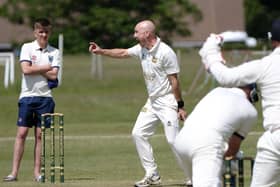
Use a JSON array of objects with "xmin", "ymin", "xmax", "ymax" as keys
[
  {"xmin": 89, "ymin": 42, "xmax": 129, "ymax": 58},
  {"xmin": 198, "ymin": 34, "xmax": 262, "ymax": 87}
]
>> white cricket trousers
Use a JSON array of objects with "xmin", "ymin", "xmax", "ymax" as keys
[
  {"xmin": 250, "ymin": 130, "xmax": 280, "ymax": 187},
  {"xmin": 174, "ymin": 126, "xmax": 227, "ymax": 187},
  {"xmin": 132, "ymin": 94, "xmax": 182, "ymax": 177}
]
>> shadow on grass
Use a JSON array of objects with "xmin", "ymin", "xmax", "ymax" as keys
[
  {"xmin": 66, "ymin": 177, "xmax": 95, "ymax": 181},
  {"xmin": 160, "ymin": 183, "xmax": 190, "ymax": 187}
]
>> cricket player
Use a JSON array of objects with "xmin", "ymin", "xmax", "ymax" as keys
[
  {"xmin": 199, "ymin": 18, "xmax": 280, "ymax": 186},
  {"xmin": 89, "ymin": 20, "xmax": 187, "ymax": 187},
  {"xmin": 174, "ymin": 85, "xmax": 258, "ymax": 187}
]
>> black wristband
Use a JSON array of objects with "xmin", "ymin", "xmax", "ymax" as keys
[
  {"xmin": 233, "ymin": 132, "xmax": 245, "ymax": 140},
  {"xmin": 177, "ymin": 100, "xmax": 184, "ymax": 109}
]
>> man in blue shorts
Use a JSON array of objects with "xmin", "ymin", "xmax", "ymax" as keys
[{"xmin": 3, "ymin": 18, "xmax": 61, "ymax": 182}]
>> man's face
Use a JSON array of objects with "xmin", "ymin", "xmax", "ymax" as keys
[
  {"xmin": 34, "ymin": 26, "xmax": 51, "ymax": 47},
  {"xmin": 133, "ymin": 24, "xmax": 148, "ymax": 47}
]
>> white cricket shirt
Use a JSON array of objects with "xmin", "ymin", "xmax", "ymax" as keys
[
  {"xmin": 19, "ymin": 40, "xmax": 61, "ymax": 99},
  {"xmin": 127, "ymin": 37, "xmax": 179, "ymax": 98},
  {"xmin": 209, "ymin": 47, "xmax": 280, "ymax": 130},
  {"xmin": 185, "ymin": 87, "xmax": 257, "ymax": 141}
]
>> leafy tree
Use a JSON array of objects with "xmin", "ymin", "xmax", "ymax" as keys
[
  {"xmin": 0, "ymin": 0, "xmax": 202, "ymax": 53},
  {"xmin": 244, "ymin": 0, "xmax": 280, "ymax": 39}
]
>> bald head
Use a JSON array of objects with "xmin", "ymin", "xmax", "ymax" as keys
[
  {"xmin": 134, "ymin": 20, "xmax": 157, "ymax": 49},
  {"xmin": 136, "ymin": 20, "xmax": 156, "ymax": 36}
]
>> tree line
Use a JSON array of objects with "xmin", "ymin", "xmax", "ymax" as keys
[{"xmin": 1, "ymin": 0, "xmax": 280, "ymax": 53}]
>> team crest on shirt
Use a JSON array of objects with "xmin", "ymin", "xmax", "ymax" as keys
[
  {"xmin": 31, "ymin": 55, "xmax": 37, "ymax": 62},
  {"xmin": 48, "ymin": 55, "xmax": 54, "ymax": 63},
  {"xmin": 152, "ymin": 56, "xmax": 157, "ymax": 63}
]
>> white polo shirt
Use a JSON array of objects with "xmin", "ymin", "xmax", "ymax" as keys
[
  {"xmin": 209, "ymin": 47, "xmax": 280, "ymax": 131},
  {"xmin": 127, "ymin": 37, "xmax": 179, "ymax": 98},
  {"xmin": 19, "ymin": 40, "xmax": 61, "ymax": 99},
  {"xmin": 184, "ymin": 87, "xmax": 257, "ymax": 142}
]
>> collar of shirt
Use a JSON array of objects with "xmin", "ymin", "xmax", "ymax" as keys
[
  {"xmin": 33, "ymin": 40, "xmax": 50, "ymax": 52},
  {"xmin": 148, "ymin": 37, "xmax": 161, "ymax": 53}
]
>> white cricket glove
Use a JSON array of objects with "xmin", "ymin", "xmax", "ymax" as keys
[{"xmin": 199, "ymin": 33, "xmax": 225, "ymax": 70}]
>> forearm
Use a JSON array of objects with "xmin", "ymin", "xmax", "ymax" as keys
[
  {"xmin": 168, "ymin": 74, "xmax": 187, "ymax": 120},
  {"xmin": 41, "ymin": 67, "xmax": 59, "ymax": 80},
  {"xmin": 95, "ymin": 48, "xmax": 129, "ymax": 58},
  {"xmin": 172, "ymin": 83, "xmax": 183, "ymax": 102},
  {"xmin": 169, "ymin": 75, "xmax": 183, "ymax": 101},
  {"xmin": 169, "ymin": 74, "xmax": 185, "ymax": 110},
  {"xmin": 199, "ymin": 33, "xmax": 261, "ymax": 87},
  {"xmin": 225, "ymin": 134, "xmax": 242, "ymax": 158},
  {"xmin": 21, "ymin": 63, "xmax": 52, "ymax": 75},
  {"xmin": 209, "ymin": 61, "xmax": 259, "ymax": 87}
]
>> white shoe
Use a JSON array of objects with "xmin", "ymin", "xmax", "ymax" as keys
[
  {"xmin": 185, "ymin": 179, "xmax": 192, "ymax": 187},
  {"xmin": 35, "ymin": 175, "xmax": 42, "ymax": 182},
  {"xmin": 3, "ymin": 174, "xmax": 17, "ymax": 182},
  {"xmin": 134, "ymin": 172, "xmax": 161, "ymax": 187}
]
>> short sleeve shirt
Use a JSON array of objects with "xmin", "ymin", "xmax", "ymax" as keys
[
  {"xmin": 127, "ymin": 37, "xmax": 179, "ymax": 98},
  {"xmin": 19, "ymin": 40, "xmax": 61, "ymax": 99},
  {"xmin": 185, "ymin": 87, "xmax": 258, "ymax": 141}
]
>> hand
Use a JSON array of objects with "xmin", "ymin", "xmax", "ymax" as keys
[
  {"xmin": 199, "ymin": 34, "xmax": 225, "ymax": 69},
  {"xmin": 199, "ymin": 34, "xmax": 222, "ymax": 56},
  {"xmin": 89, "ymin": 42, "xmax": 101, "ymax": 53},
  {"xmin": 41, "ymin": 63, "xmax": 52, "ymax": 72},
  {"xmin": 204, "ymin": 33, "xmax": 223, "ymax": 47},
  {"xmin": 178, "ymin": 108, "xmax": 187, "ymax": 121}
]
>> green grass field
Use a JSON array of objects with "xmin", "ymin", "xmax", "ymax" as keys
[{"xmin": 0, "ymin": 49, "xmax": 263, "ymax": 187}]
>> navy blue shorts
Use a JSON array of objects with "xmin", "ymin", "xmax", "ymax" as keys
[{"xmin": 17, "ymin": 97, "xmax": 55, "ymax": 128}]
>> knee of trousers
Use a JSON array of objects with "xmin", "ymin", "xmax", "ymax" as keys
[{"xmin": 131, "ymin": 128, "xmax": 144, "ymax": 140}]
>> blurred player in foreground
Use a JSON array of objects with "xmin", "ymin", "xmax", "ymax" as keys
[
  {"xmin": 3, "ymin": 18, "xmax": 61, "ymax": 182},
  {"xmin": 89, "ymin": 20, "xmax": 187, "ymax": 187},
  {"xmin": 199, "ymin": 18, "xmax": 280, "ymax": 186},
  {"xmin": 174, "ymin": 85, "xmax": 258, "ymax": 186}
]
